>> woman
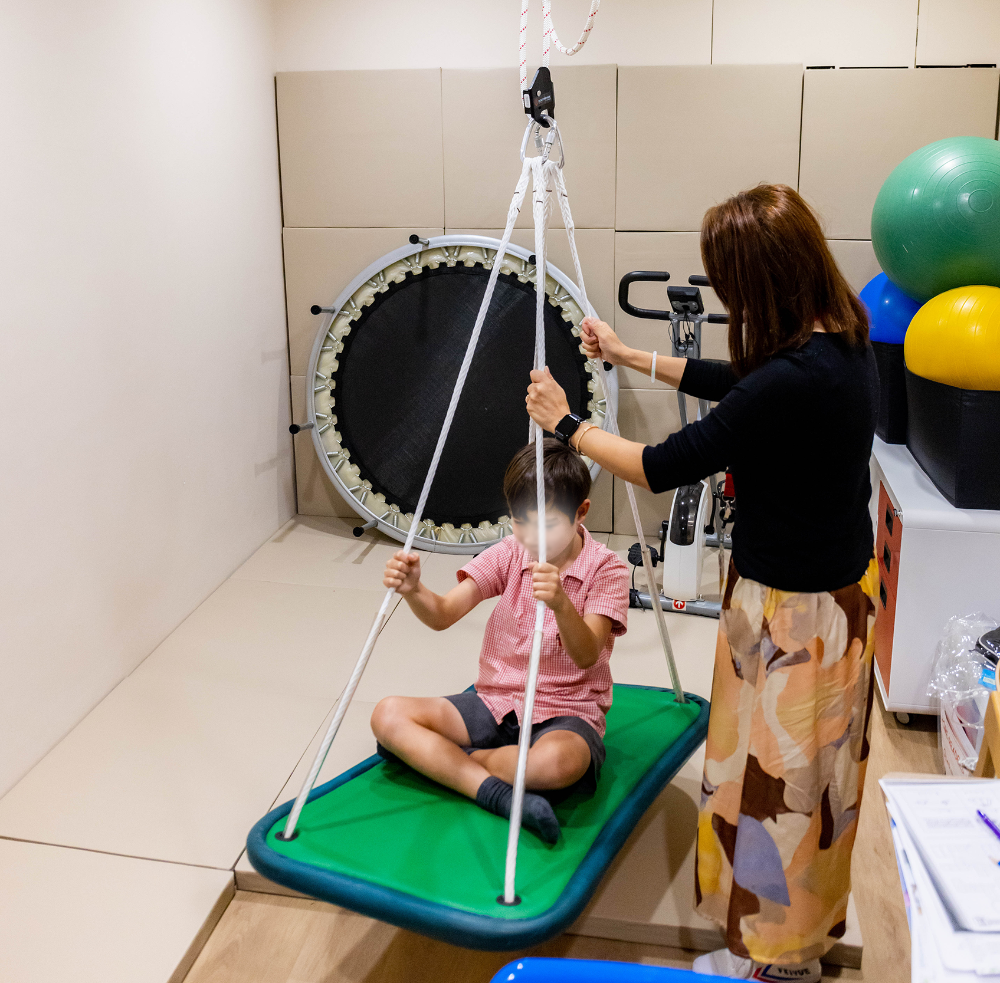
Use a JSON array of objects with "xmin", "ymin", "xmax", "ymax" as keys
[{"xmin": 526, "ymin": 184, "xmax": 879, "ymax": 982}]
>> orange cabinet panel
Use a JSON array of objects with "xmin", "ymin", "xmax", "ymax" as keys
[{"xmin": 874, "ymin": 569, "xmax": 897, "ymax": 691}]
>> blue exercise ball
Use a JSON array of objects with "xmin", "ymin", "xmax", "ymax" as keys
[
  {"xmin": 871, "ymin": 136, "xmax": 1000, "ymax": 302},
  {"xmin": 859, "ymin": 272, "xmax": 921, "ymax": 344}
]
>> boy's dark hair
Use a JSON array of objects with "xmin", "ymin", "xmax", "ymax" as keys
[{"xmin": 503, "ymin": 438, "xmax": 591, "ymax": 520}]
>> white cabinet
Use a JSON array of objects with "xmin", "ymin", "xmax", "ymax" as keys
[{"xmin": 870, "ymin": 438, "xmax": 1000, "ymax": 714}]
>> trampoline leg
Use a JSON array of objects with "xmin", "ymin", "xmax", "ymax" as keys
[{"xmin": 353, "ymin": 519, "xmax": 377, "ymax": 538}]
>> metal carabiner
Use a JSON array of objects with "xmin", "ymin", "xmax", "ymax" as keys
[
  {"xmin": 520, "ymin": 117, "xmax": 566, "ymax": 169},
  {"xmin": 541, "ymin": 116, "xmax": 565, "ymax": 169}
]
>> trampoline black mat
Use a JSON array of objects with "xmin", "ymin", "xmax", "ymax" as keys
[{"xmin": 336, "ymin": 264, "xmax": 590, "ymax": 527}]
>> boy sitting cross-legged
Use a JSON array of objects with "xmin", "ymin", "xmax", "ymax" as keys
[{"xmin": 371, "ymin": 438, "xmax": 630, "ymax": 844}]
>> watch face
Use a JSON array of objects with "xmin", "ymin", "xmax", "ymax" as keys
[{"xmin": 307, "ymin": 237, "xmax": 614, "ymax": 552}]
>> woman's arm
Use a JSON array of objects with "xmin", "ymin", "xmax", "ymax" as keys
[
  {"xmin": 582, "ymin": 317, "xmax": 737, "ymax": 400},
  {"xmin": 581, "ymin": 317, "xmax": 686, "ymax": 387},
  {"xmin": 525, "ymin": 368, "xmax": 650, "ymax": 488},
  {"xmin": 526, "ymin": 367, "xmax": 744, "ymax": 493}
]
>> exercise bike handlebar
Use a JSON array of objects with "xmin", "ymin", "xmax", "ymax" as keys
[
  {"xmin": 618, "ymin": 270, "xmax": 729, "ymax": 323},
  {"xmin": 617, "ymin": 270, "xmax": 671, "ymax": 320}
]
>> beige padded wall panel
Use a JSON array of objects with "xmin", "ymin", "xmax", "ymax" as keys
[
  {"xmin": 827, "ymin": 240, "xmax": 882, "ymax": 295},
  {"xmin": 712, "ymin": 0, "xmax": 918, "ymax": 68},
  {"xmin": 917, "ymin": 1, "xmax": 1000, "ymax": 67},
  {"xmin": 613, "ymin": 389, "xmax": 681, "ymax": 536},
  {"xmin": 446, "ymin": 228, "xmax": 616, "ymax": 327},
  {"xmin": 291, "ymin": 376, "xmax": 357, "ymax": 518},
  {"xmin": 614, "ymin": 233, "xmax": 729, "ymax": 389},
  {"xmin": 283, "ymin": 227, "xmax": 442, "ymax": 376},
  {"xmin": 616, "ymin": 66, "xmax": 803, "ymax": 232},
  {"xmin": 276, "ymin": 70, "xmax": 444, "ymax": 228},
  {"xmin": 442, "ymin": 66, "xmax": 617, "ymax": 230},
  {"xmin": 586, "ymin": 468, "xmax": 614, "ymax": 534},
  {"xmin": 799, "ymin": 67, "xmax": 1000, "ymax": 240}
]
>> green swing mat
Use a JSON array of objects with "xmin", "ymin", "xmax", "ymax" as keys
[{"xmin": 247, "ymin": 684, "xmax": 709, "ymax": 951}]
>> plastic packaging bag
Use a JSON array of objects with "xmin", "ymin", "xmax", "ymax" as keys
[{"xmin": 927, "ymin": 613, "xmax": 998, "ymax": 776}]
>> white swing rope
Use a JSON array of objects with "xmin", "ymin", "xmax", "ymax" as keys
[
  {"xmin": 501, "ymin": 147, "xmax": 686, "ymax": 904},
  {"xmin": 279, "ymin": 156, "xmax": 536, "ymax": 842},
  {"xmin": 283, "ymin": 4, "xmax": 685, "ymax": 910}
]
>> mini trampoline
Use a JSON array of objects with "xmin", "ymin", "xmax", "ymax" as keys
[
  {"xmin": 306, "ymin": 235, "xmax": 617, "ymax": 552},
  {"xmin": 247, "ymin": 685, "xmax": 709, "ymax": 951}
]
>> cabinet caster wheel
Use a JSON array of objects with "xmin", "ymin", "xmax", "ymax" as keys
[{"xmin": 895, "ymin": 711, "xmax": 911, "ymax": 726}]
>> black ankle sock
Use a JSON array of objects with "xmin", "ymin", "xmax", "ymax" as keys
[
  {"xmin": 375, "ymin": 741, "xmax": 403, "ymax": 765},
  {"xmin": 475, "ymin": 775, "xmax": 561, "ymax": 844}
]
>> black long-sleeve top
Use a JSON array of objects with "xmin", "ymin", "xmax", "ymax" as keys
[{"xmin": 641, "ymin": 334, "xmax": 879, "ymax": 592}]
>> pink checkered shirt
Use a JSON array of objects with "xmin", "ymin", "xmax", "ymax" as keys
[{"xmin": 457, "ymin": 525, "xmax": 629, "ymax": 737}]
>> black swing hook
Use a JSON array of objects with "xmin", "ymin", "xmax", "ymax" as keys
[{"xmin": 523, "ymin": 66, "xmax": 555, "ymax": 126}]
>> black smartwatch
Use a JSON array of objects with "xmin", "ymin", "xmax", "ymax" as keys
[{"xmin": 553, "ymin": 413, "xmax": 585, "ymax": 445}]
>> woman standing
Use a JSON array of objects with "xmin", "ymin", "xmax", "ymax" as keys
[{"xmin": 526, "ymin": 184, "xmax": 879, "ymax": 982}]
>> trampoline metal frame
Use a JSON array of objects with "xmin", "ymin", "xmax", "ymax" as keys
[{"xmin": 305, "ymin": 234, "xmax": 619, "ymax": 554}]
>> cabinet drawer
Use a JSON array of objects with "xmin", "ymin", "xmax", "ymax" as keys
[
  {"xmin": 874, "ymin": 569, "xmax": 897, "ymax": 690},
  {"xmin": 878, "ymin": 538, "xmax": 900, "ymax": 596},
  {"xmin": 877, "ymin": 481, "xmax": 902, "ymax": 555}
]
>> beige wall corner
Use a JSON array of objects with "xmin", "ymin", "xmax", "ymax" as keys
[
  {"xmin": 283, "ymin": 227, "xmax": 443, "ymax": 377},
  {"xmin": 799, "ymin": 67, "xmax": 1000, "ymax": 240},
  {"xmin": 276, "ymin": 70, "xmax": 445, "ymax": 228},
  {"xmin": 616, "ymin": 65, "xmax": 803, "ymax": 233},
  {"xmin": 614, "ymin": 232, "xmax": 729, "ymax": 390},
  {"xmin": 442, "ymin": 65, "xmax": 618, "ymax": 230}
]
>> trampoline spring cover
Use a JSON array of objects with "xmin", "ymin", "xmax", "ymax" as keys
[
  {"xmin": 307, "ymin": 237, "xmax": 617, "ymax": 554},
  {"xmin": 246, "ymin": 685, "xmax": 709, "ymax": 951}
]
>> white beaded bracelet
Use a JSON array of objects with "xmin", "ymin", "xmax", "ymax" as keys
[{"xmin": 650, "ymin": 351, "xmax": 657, "ymax": 382}]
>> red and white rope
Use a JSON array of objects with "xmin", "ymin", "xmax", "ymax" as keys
[
  {"xmin": 520, "ymin": 0, "xmax": 602, "ymax": 89},
  {"xmin": 542, "ymin": 0, "xmax": 601, "ymax": 65}
]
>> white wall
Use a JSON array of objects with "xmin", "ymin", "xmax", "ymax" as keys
[
  {"xmin": 0, "ymin": 0, "xmax": 294, "ymax": 797},
  {"xmin": 272, "ymin": 0, "xmax": 714, "ymax": 71},
  {"xmin": 273, "ymin": 0, "xmax": 999, "ymax": 72}
]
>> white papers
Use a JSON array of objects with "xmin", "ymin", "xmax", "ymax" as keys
[{"xmin": 881, "ymin": 777, "xmax": 1000, "ymax": 982}]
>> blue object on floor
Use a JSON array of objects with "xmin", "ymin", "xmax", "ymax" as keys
[{"xmin": 489, "ymin": 957, "xmax": 712, "ymax": 982}]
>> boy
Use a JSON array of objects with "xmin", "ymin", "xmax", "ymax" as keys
[{"xmin": 372, "ymin": 439, "xmax": 629, "ymax": 843}]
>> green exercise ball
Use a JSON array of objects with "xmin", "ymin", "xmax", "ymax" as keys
[{"xmin": 871, "ymin": 136, "xmax": 1000, "ymax": 303}]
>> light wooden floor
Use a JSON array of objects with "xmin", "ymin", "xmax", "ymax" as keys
[
  {"xmin": 183, "ymin": 891, "xmax": 865, "ymax": 983},
  {"xmin": 183, "ymin": 687, "xmax": 933, "ymax": 983},
  {"xmin": 850, "ymin": 693, "xmax": 940, "ymax": 983}
]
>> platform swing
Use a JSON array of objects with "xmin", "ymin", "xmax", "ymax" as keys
[{"xmin": 247, "ymin": 2, "xmax": 710, "ymax": 951}]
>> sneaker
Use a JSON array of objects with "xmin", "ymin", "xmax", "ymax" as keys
[{"xmin": 692, "ymin": 947, "xmax": 821, "ymax": 983}]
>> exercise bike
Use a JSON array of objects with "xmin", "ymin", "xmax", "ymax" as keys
[{"xmin": 618, "ymin": 271, "xmax": 735, "ymax": 619}]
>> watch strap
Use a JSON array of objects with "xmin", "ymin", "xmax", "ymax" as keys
[{"xmin": 553, "ymin": 413, "xmax": 584, "ymax": 445}]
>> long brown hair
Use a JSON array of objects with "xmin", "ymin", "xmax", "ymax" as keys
[{"xmin": 700, "ymin": 184, "xmax": 869, "ymax": 377}]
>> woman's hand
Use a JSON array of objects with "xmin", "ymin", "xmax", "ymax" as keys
[
  {"xmin": 526, "ymin": 367, "xmax": 571, "ymax": 432},
  {"xmin": 581, "ymin": 317, "xmax": 631, "ymax": 366},
  {"xmin": 383, "ymin": 550, "xmax": 421, "ymax": 595}
]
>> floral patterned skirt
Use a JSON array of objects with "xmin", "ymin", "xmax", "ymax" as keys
[{"xmin": 695, "ymin": 558, "xmax": 879, "ymax": 966}]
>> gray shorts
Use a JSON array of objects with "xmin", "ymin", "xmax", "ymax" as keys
[{"xmin": 445, "ymin": 689, "xmax": 606, "ymax": 793}]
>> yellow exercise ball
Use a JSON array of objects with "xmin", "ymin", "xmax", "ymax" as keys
[{"xmin": 905, "ymin": 286, "xmax": 1000, "ymax": 390}]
